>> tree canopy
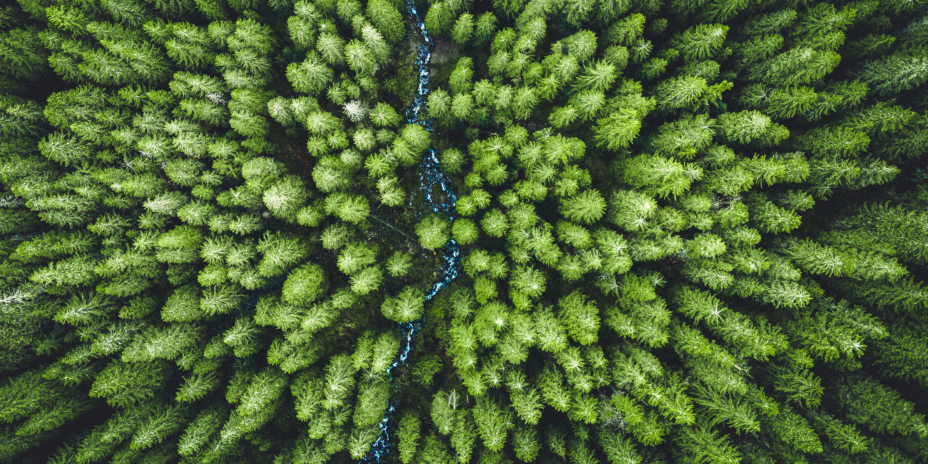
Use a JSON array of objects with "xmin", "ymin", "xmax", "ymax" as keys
[{"xmin": 1, "ymin": 0, "xmax": 928, "ymax": 463}]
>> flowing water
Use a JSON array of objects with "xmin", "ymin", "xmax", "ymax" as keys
[{"xmin": 361, "ymin": 1, "xmax": 461, "ymax": 462}]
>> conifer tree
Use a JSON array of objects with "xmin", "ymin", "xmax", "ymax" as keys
[{"xmin": 1, "ymin": 0, "xmax": 928, "ymax": 462}]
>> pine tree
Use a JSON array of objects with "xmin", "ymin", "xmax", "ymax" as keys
[
  {"xmin": 594, "ymin": 109, "xmax": 641, "ymax": 150},
  {"xmin": 416, "ymin": 214, "xmax": 451, "ymax": 250}
]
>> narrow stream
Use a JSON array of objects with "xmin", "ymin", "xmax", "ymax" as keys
[{"xmin": 360, "ymin": 1, "xmax": 461, "ymax": 462}]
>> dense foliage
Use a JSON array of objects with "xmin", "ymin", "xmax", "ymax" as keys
[{"xmin": 1, "ymin": 0, "xmax": 928, "ymax": 463}]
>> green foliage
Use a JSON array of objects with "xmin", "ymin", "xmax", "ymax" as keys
[
  {"xmin": 558, "ymin": 291, "xmax": 600, "ymax": 344},
  {"xmin": 559, "ymin": 189, "xmax": 606, "ymax": 224},
  {"xmin": 397, "ymin": 413, "xmax": 421, "ymax": 463},
  {"xmin": 287, "ymin": 54, "xmax": 334, "ymax": 95},
  {"xmin": 837, "ymin": 375, "xmax": 927, "ymax": 436},
  {"xmin": 1, "ymin": 1, "xmax": 927, "ymax": 463},
  {"xmin": 382, "ymin": 286, "xmax": 424, "ymax": 322},
  {"xmin": 474, "ymin": 396, "xmax": 513, "ymax": 451},
  {"xmin": 282, "ymin": 263, "xmax": 326, "ymax": 305},
  {"xmin": 452, "ymin": 218, "xmax": 479, "ymax": 245},
  {"xmin": 416, "ymin": 214, "xmax": 450, "ymax": 250},
  {"xmin": 89, "ymin": 359, "xmax": 170, "ymax": 407},
  {"xmin": 452, "ymin": 13, "xmax": 475, "ymax": 45},
  {"xmin": 622, "ymin": 154, "xmax": 702, "ymax": 199},
  {"xmin": 594, "ymin": 109, "xmax": 642, "ymax": 150}
]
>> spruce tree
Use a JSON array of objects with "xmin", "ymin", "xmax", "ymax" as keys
[{"xmin": 1, "ymin": 0, "xmax": 928, "ymax": 462}]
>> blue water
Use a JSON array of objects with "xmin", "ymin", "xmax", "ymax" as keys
[{"xmin": 360, "ymin": 1, "xmax": 462, "ymax": 462}]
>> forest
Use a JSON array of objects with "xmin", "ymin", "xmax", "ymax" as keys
[{"xmin": 1, "ymin": 0, "xmax": 928, "ymax": 462}]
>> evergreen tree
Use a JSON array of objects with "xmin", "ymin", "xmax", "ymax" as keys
[{"xmin": 1, "ymin": 0, "xmax": 928, "ymax": 462}]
